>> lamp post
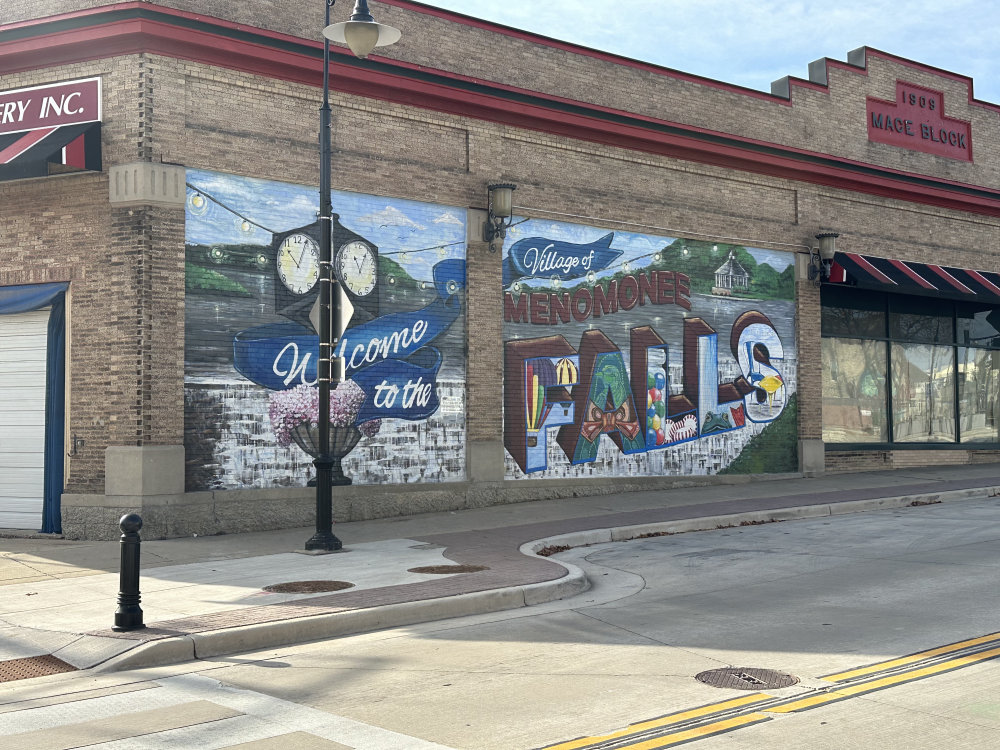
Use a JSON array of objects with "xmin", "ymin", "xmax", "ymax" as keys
[{"xmin": 306, "ymin": 0, "xmax": 400, "ymax": 552}]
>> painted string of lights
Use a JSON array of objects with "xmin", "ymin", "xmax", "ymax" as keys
[
  {"xmin": 185, "ymin": 182, "xmax": 468, "ymax": 291},
  {"xmin": 500, "ymin": 202, "xmax": 840, "ymax": 290}
]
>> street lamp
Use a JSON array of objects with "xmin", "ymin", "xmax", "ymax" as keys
[
  {"xmin": 808, "ymin": 232, "xmax": 839, "ymax": 287},
  {"xmin": 306, "ymin": 0, "xmax": 400, "ymax": 552}
]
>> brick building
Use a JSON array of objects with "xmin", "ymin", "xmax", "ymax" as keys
[{"xmin": 3, "ymin": 1, "xmax": 1000, "ymax": 539}]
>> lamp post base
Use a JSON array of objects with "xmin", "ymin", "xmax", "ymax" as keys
[
  {"xmin": 113, "ymin": 604, "xmax": 146, "ymax": 632},
  {"xmin": 305, "ymin": 531, "xmax": 343, "ymax": 551}
]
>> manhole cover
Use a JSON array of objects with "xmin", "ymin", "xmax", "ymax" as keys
[
  {"xmin": 407, "ymin": 564, "xmax": 489, "ymax": 574},
  {"xmin": 696, "ymin": 667, "xmax": 799, "ymax": 690},
  {"xmin": 0, "ymin": 655, "xmax": 77, "ymax": 683},
  {"xmin": 263, "ymin": 580, "xmax": 354, "ymax": 594}
]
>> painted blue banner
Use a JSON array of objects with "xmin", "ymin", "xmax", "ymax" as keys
[
  {"xmin": 334, "ymin": 297, "xmax": 461, "ymax": 375},
  {"xmin": 503, "ymin": 233, "xmax": 622, "ymax": 287},
  {"xmin": 234, "ymin": 321, "xmax": 319, "ymax": 391},
  {"xmin": 352, "ymin": 347, "xmax": 442, "ymax": 423},
  {"xmin": 234, "ymin": 296, "xmax": 461, "ymax": 390},
  {"xmin": 233, "ymin": 260, "xmax": 465, "ymax": 425},
  {"xmin": 433, "ymin": 258, "xmax": 466, "ymax": 299}
]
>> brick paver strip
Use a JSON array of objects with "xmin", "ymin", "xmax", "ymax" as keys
[{"xmin": 88, "ymin": 476, "xmax": 1000, "ymax": 642}]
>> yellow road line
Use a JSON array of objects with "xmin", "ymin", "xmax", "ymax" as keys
[
  {"xmin": 825, "ymin": 630, "xmax": 1000, "ymax": 682},
  {"xmin": 773, "ymin": 645, "xmax": 1000, "ymax": 713},
  {"xmin": 543, "ymin": 633, "xmax": 1000, "ymax": 749},
  {"xmin": 540, "ymin": 694, "xmax": 772, "ymax": 750},
  {"xmin": 615, "ymin": 713, "xmax": 771, "ymax": 749}
]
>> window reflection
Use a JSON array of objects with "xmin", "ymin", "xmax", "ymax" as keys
[
  {"xmin": 959, "ymin": 348, "xmax": 1000, "ymax": 442},
  {"xmin": 957, "ymin": 303, "xmax": 1000, "ymax": 348},
  {"xmin": 821, "ymin": 286, "xmax": 886, "ymax": 338},
  {"xmin": 890, "ymin": 343, "xmax": 955, "ymax": 442},
  {"xmin": 822, "ymin": 287, "xmax": 1000, "ymax": 446},
  {"xmin": 889, "ymin": 296, "xmax": 954, "ymax": 344},
  {"xmin": 822, "ymin": 338, "xmax": 887, "ymax": 442}
]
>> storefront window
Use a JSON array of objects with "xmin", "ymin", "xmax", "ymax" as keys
[
  {"xmin": 957, "ymin": 302, "xmax": 1000, "ymax": 348},
  {"xmin": 890, "ymin": 343, "xmax": 955, "ymax": 442},
  {"xmin": 959, "ymin": 347, "xmax": 1000, "ymax": 443},
  {"xmin": 889, "ymin": 296, "xmax": 954, "ymax": 344},
  {"xmin": 821, "ymin": 286, "xmax": 886, "ymax": 338},
  {"xmin": 822, "ymin": 286, "xmax": 1000, "ymax": 448},
  {"xmin": 822, "ymin": 338, "xmax": 887, "ymax": 442}
]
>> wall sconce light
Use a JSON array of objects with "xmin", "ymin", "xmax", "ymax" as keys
[
  {"xmin": 484, "ymin": 183, "xmax": 517, "ymax": 251},
  {"xmin": 809, "ymin": 232, "xmax": 839, "ymax": 286}
]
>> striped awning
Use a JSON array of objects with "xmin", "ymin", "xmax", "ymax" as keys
[
  {"xmin": 0, "ymin": 122, "xmax": 101, "ymax": 181},
  {"xmin": 829, "ymin": 252, "xmax": 1000, "ymax": 305}
]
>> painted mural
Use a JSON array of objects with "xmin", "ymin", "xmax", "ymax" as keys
[
  {"xmin": 184, "ymin": 169, "xmax": 467, "ymax": 490},
  {"xmin": 502, "ymin": 219, "xmax": 798, "ymax": 479}
]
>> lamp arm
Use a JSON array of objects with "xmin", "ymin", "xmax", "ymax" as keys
[{"xmin": 349, "ymin": 0, "xmax": 374, "ymax": 22}]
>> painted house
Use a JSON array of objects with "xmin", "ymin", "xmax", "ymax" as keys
[
  {"xmin": 2, "ymin": 1, "xmax": 1000, "ymax": 539},
  {"xmin": 714, "ymin": 250, "xmax": 751, "ymax": 293}
]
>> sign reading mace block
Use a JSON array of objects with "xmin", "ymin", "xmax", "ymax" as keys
[{"xmin": 866, "ymin": 81, "xmax": 972, "ymax": 162}]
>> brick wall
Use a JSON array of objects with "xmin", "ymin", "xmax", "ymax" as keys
[
  {"xmin": 1, "ymin": 173, "xmax": 126, "ymax": 493},
  {"xmin": 10, "ymin": 2, "xmax": 1000, "ymax": 188},
  {"xmin": 826, "ymin": 449, "xmax": 1000, "ymax": 473},
  {"xmin": 5, "ymin": 3, "xmax": 1000, "ymax": 498},
  {"xmin": 465, "ymin": 236, "xmax": 503, "ymax": 442},
  {"xmin": 0, "ymin": 54, "xmax": 189, "ymax": 493}
]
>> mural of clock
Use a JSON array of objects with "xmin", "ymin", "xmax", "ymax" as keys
[
  {"xmin": 272, "ymin": 216, "xmax": 380, "ymax": 332},
  {"xmin": 337, "ymin": 240, "xmax": 377, "ymax": 297},
  {"xmin": 276, "ymin": 232, "xmax": 319, "ymax": 295}
]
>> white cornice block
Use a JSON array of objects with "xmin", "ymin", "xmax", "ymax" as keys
[{"xmin": 109, "ymin": 162, "xmax": 186, "ymax": 207}]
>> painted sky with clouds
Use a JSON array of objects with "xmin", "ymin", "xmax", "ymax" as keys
[
  {"xmin": 417, "ymin": 0, "xmax": 1000, "ymax": 106},
  {"xmin": 503, "ymin": 217, "xmax": 793, "ymax": 291},
  {"xmin": 185, "ymin": 169, "xmax": 466, "ymax": 284}
]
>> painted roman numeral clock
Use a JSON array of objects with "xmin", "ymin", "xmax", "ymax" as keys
[{"xmin": 272, "ymin": 215, "xmax": 380, "ymax": 331}]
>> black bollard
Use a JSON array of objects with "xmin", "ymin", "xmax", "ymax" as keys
[{"xmin": 112, "ymin": 513, "xmax": 146, "ymax": 631}]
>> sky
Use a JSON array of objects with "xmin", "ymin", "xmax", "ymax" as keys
[{"xmin": 417, "ymin": 0, "xmax": 1000, "ymax": 106}]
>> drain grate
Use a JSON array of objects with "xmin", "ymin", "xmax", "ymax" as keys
[
  {"xmin": 262, "ymin": 580, "xmax": 354, "ymax": 594},
  {"xmin": 696, "ymin": 667, "xmax": 799, "ymax": 690},
  {"xmin": 407, "ymin": 564, "xmax": 489, "ymax": 574},
  {"xmin": 0, "ymin": 655, "xmax": 77, "ymax": 683}
]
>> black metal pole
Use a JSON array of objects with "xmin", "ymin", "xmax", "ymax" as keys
[
  {"xmin": 112, "ymin": 513, "xmax": 145, "ymax": 631},
  {"xmin": 306, "ymin": 0, "xmax": 343, "ymax": 551}
]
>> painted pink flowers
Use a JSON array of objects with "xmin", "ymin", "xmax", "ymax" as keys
[{"xmin": 268, "ymin": 382, "xmax": 381, "ymax": 448}]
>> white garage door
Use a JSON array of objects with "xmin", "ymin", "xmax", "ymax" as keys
[{"xmin": 0, "ymin": 307, "xmax": 49, "ymax": 530}]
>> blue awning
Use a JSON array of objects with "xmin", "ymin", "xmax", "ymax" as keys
[{"xmin": 0, "ymin": 282, "xmax": 68, "ymax": 533}]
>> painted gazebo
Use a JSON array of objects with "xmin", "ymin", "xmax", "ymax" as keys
[{"xmin": 714, "ymin": 250, "xmax": 750, "ymax": 294}]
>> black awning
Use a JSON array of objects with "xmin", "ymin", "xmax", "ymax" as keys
[
  {"xmin": 828, "ymin": 251, "xmax": 1000, "ymax": 305},
  {"xmin": 0, "ymin": 122, "xmax": 101, "ymax": 181}
]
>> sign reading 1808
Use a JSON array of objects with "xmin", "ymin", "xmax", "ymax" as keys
[{"xmin": 866, "ymin": 81, "xmax": 971, "ymax": 162}]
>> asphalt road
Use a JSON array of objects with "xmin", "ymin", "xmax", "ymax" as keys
[{"xmin": 4, "ymin": 497, "xmax": 1000, "ymax": 749}]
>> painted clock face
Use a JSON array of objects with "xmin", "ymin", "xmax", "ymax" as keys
[
  {"xmin": 336, "ymin": 240, "xmax": 377, "ymax": 297},
  {"xmin": 277, "ymin": 233, "xmax": 320, "ymax": 295}
]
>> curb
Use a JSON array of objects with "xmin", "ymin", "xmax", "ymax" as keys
[
  {"xmin": 97, "ymin": 560, "xmax": 591, "ymax": 672},
  {"xmin": 525, "ymin": 485, "xmax": 1000, "ymax": 552},
  {"xmin": 96, "ymin": 485, "xmax": 998, "ymax": 672}
]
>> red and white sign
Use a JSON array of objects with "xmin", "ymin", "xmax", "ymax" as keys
[
  {"xmin": 0, "ymin": 77, "xmax": 101, "ymax": 136},
  {"xmin": 867, "ymin": 81, "xmax": 971, "ymax": 162}
]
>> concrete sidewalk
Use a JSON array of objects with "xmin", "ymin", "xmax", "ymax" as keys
[{"xmin": 2, "ymin": 464, "xmax": 1000, "ymax": 677}]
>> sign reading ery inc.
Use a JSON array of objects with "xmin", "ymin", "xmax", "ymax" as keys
[
  {"xmin": 867, "ymin": 81, "xmax": 971, "ymax": 161},
  {"xmin": 0, "ymin": 78, "xmax": 101, "ymax": 135}
]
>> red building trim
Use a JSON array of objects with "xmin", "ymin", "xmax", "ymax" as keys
[
  {"xmin": 377, "ymin": 0, "xmax": 787, "ymax": 104},
  {"xmin": 3, "ymin": 4, "xmax": 1000, "ymax": 216}
]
